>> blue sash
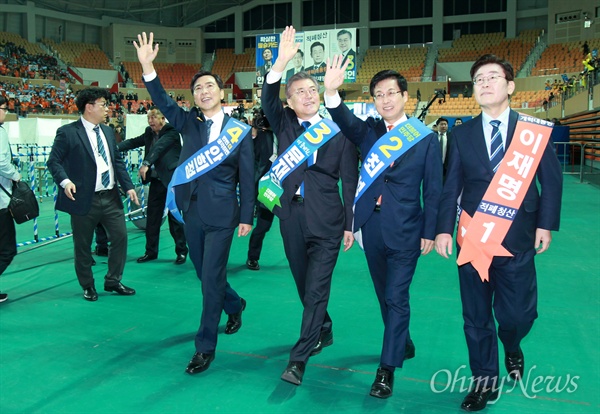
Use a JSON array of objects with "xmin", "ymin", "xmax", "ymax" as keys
[
  {"xmin": 354, "ymin": 117, "xmax": 431, "ymax": 205},
  {"xmin": 257, "ymin": 118, "xmax": 340, "ymax": 211},
  {"xmin": 166, "ymin": 118, "xmax": 250, "ymax": 223}
]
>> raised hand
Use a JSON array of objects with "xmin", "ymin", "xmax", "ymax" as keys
[
  {"xmin": 272, "ymin": 26, "xmax": 300, "ymax": 72},
  {"xmin": 133, "ymin": 32, "xmax": 159, "ymax": 74},
  {"xmin": 324, "ymin": 55, "xmax": 349, "ymax": 94}
]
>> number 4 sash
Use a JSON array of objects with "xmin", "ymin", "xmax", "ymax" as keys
[
  {"xmin": 456, "ymin": 115, "xmax": 554, "ymax": 282},
  {"xmin": 165, "ymin": 118, "xmax": 250, "ymax": 223},
  {"xmin": 354, "ymin": 117, "xmax": 432, "ymax": 204},
  {"xmin": 257, "ymin": 118, "xmax": 340, "ymax": 211}
]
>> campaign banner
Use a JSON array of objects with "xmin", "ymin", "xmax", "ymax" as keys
[{"xmin": 257, "ymin": 29, "xmax": 357, "ymax": 85}]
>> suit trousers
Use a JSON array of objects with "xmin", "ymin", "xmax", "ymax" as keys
[
  {"xmin": 458, "ymin": 246, "xmax": 538, "ymax": 382},
  {"xmin": 247, "ymin": 204, "xmax": 274, "ymax": 261},
  {"xmin": 70, "ymin": 188, "xmax": 128, "ymax": 289},
  {"xmin": 184, "ymin": 200, "xmax": 243, "ymax": 354},
  {"xmin": 362, "ymin": 210, "xmax": 419, "ymax": 368},
  {"xmin": 145, "ymin": 178, "xmax": 187, "ymax": 257},
  {"xmin": 279, "ymin": 200, "xmax": 342, "ymax": 362},
  {"xmin": 0, "ymin": 208, "xmax": 17, "ymax": 277}
]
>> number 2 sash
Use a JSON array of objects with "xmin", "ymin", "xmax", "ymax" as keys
[
  {"xmin": 257, "ymin": 118, "xmax": 340, "ymax": 211},
  {"xmin": 354, "ymin": 117, "xmax": 432, "ymax": 205},
  {"xmin": 166, "ymin": 118, "xmax": 250, "ymax": 223},
  {"xmin": 456, "ymin": 115, "xmax": 554, "ymax": 282}
]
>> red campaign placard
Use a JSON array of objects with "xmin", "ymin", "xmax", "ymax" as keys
[{"xmin": 457, "ymin": 115, "xmax": 553, "ymax": 282}]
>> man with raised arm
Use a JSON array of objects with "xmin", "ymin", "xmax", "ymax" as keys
[
  {"xmin": 134, "ymin": 32, "xmax": 254, "ymax": 375},
  {"xmin": 323, "ymin": 56, "xmax": 442, "ymax": 399}
]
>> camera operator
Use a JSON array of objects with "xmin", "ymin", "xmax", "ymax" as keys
[{"xmin": 246, "ymin": 109, "xmax": 276, "ymax": 270}]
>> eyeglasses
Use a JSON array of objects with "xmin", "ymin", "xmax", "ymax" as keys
[
  {"xmin": 0, "ymin": 107, "xmax": 7, "ymax": 111},
  {"xmin": 472, "ymin": 74, "xmax": 506, "ymax": 86},
  {"xmin": 293, "ymin": 87, "xmax": 319, "ymax": 98},
  {"xmin": 194, "ymin": 83, "xmax": 217, "ymax": 93},
  {"xmin": 94, "ymin": 101, "xmax": 109, "ymax": 108},
  {"xmin": 374, "ymin": 90, "xmax": 403, "ymax": 100}
]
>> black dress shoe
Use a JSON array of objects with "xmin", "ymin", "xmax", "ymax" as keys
[
  {"xmin": 460, "ymin": 387, "xmax": 499, "ymax": 411},
  {"xmin": 83, "ymin": 287, "xmax": 98, "ymax": 302},
  {"xmin": 94, "ymin": 247, "xmax": 109, "ymax": 257},
  {"xmin": 281, "ymin": 361, "xmax": 305, "ymax": 385},
  {"xmin": 104, "ymin": 283, "xmax": 136, "ymax": 296},
  {"xmin": 310, "ymin": 330, "xmax": 333, "ymax": 356},
  {"xmin": 370, "ymin": 367, "xmax": 394, "ymax": 399},
  {"xmin": 505, "ymin": 347, "xmax": 524, "ymax": 381},
  {"xmin": 246, "ymin": 259, "xmax": 260, "ymax": 270},
  {"xmin": 137, "ymin": 254, "xmax": 157, "ymax": 263},
  {"xmin": 185, "ymin": 352, "xmax": 215, "ymax": 374},
  {"xmin": 225, "ymin": 298, "xmax": 246, "ymax": 334},
  {"xmin": 404, "ymin": 340, "xmax": 416, "ymax": 360},
  {"xmin": 174, "ymin": 254, "xmax": 187, "ymax": 265}
]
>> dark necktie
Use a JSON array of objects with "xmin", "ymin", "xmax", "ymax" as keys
[
  {"xmin": 376, "ymin": 124, "xmax": 395, "ymax": 206},
  {"xmin": 489, "ymin": 120, "xmax": 504, "ymax": 172},
  {"xmin": 206, "ymin": 119, "xmax": 214, "ymax": 142},
  {"xmin": 93, "ymin": 125, "xmax": 110, "ymax": 188},
  {"xmin": 300, "ymin": 121, "xmax": 312, "ymax": 197}
]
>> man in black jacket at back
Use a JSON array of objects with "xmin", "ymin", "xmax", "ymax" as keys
[{"xmin": 118, "ymin": 107, "xmax": 188, "ymax": 264}]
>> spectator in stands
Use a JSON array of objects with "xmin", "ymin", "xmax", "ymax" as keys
[
  {"xmin": 0, "ymin": 96, "xmax": 21, "ymax": 303},
  {"xmin": 435, "ymin": 54, "xmax": 563, "ymax": 412}
]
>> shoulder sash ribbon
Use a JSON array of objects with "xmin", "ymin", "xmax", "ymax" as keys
[
  {"xmin": 456, "ymin": 114, "xmax": 554, "ymax": 282},
  {"xmin": 165, "ymin": 118, "xmax": 250, "ymax": 223},
  {"xmin": 257, "ymin": 118, "xmax": 340, "ymax": 211}
]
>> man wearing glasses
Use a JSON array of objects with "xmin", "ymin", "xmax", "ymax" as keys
[
  {"xmin": 324, "ymin": 60, "xmax": 442, "ymax": 399},
  {"xmin": 47, "ymin": 87, "xmax": 139, "ymax": 302},
  {"xmin": 435, "ymin": 54, "xmax": 562, "ymax": 411},
  {"xmin": 262, "ymin": 26, "xmax": 357, "ymax": 386}
]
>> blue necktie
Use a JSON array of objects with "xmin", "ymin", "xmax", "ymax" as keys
[
  {"xmin": 300, "ymin": 121, "xmax": 312, "ymax": 197},
  {"xmin": 94, "ymin": 125, "xmax": 110, "ymax": 188},
  {"xmin": 489, "ymin": 120, "xmax": 504, "ymax": 173}
]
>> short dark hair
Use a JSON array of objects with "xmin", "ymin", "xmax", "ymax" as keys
[
  {"xmin": 337, "ymin": 29, "xmax": 352, "ymax": 39},
  {"xmin": 310, "ymin": 42, "xmax": 325, "ymax": 55},
  {"xmin": 0, "ymin": 95, "xmax": 6, "ymax": 107},
  {"xmin": 470, "ymin": 54, "xmax": 514, "ymax": 82},
  {"xmin": 285, "ymin": 72, "xmax": 319, "ymax": 99},
  {"xmin": 189, "ymin": 70, "xmax": 224, "ymax": 93},
  {"xmin": 295, "ymin": 49, "xmax": 304, "ymax": 58},
  {"xmin": 369, "ymin": 70, "xmax": 408, "ymax": 97},
  {"xmin": 75, "ymin": 87, "xmax": 110, "ymax": 113},
  {"xmin": 148, "ymin": 106, "xmax": 164, "ymax": 118},
  {"xmin": 436, "ymin": 117, "xmax": 448, "ymax": 126}
]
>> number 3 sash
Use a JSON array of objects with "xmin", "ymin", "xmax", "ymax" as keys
[
  {"xmin": 354, "ymin": 117, "xmax": 432, "ymax": 205},
  {"xmin": 257, "ymin": 118, "xmax": 340, "ymax": 211},
  {"xmin": 166, "ymin": 118, "xmax": 250, "ymax": 223},
  {"xmin": 456, "ymin": 115, "xmax": 554, "ymax": 282}
]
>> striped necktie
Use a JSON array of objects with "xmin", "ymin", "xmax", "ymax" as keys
[
  {"xmin": 489, "ymin": 120, "xmax": 504, "ymax": 172},
  {"xmin": 93, "ymin": 125, "xmax": 110, "ymax": 188}
]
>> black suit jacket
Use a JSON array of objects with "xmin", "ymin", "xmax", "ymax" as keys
[
  {"xmin": 436, "ymin": 110, "xmax": 563, "ymax": 252},
  {"xmin": 262, "ymin": 77, "xmax": 357, "ymax": 238},
  {"xmin": 117, "ymin": 123, "xmax": 182, "ymax": 186},
  {"xmin": 327, "ymin": 103, "xmax": 442, "ymax": 250},
  {"xmin": 145, "ymin": 75, "xmax": 255, "ymax": 229},
  {"xmin": 47, "ymin": 119, "xmax": 134, "ymax": 216}
]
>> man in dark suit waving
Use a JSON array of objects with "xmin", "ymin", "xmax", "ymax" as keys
[
  {"xmin": 134, "ymin": 32, "xmax": 254, "ymax": 375},
  {"xmin": 117, "ymin": 107, "xmax": 188, "ymax": 265},
  {"xmin": 47, "ymin": 87, "xmax": 139, "ymax": 302},
  {"xmin": 435, "ymin": 54, "xmax": 562, "ymax": 411},
  {"xmin": 263, "ymin": 26, "xmax": 357, "ymax": 386},
  {"xmin": 324, "ymin": 58, "xmax": 442, "ymax": 399}
]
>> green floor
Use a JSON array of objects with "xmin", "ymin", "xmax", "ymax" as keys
[{"xmin": 1, "ymin": 174, "xmax": 599, "ymax": 413}]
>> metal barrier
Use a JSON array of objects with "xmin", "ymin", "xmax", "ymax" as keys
[
  {"xmin": 581, "ymin": 143, "xmax": 600, "ymax": 182},
  {"xmin": 10, "ymin": 144, "xmax": 149, "ymax": 247}
]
